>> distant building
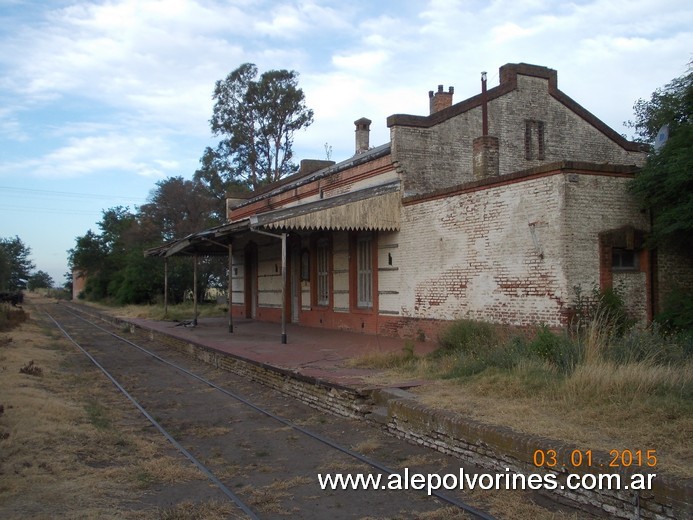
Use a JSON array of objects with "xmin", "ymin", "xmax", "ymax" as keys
[
  {"xmin": 149, "ymin": 63, "xmax": 693, "ymax": 338},
  {"xmin": 72, "ymin": 269, "xmax": 87, "ymax": 300}
]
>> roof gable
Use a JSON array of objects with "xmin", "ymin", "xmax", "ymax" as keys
[{"xmin": 387, "ymin": 63, "xmax": 644, "ymax": 153}]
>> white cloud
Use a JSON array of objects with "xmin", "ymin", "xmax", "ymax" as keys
[
  {"xmin": 0, "ymin": 132, "xmax": 177, "ymax": 179},
  {"xmin": 0, "ymin": 107, "xmax": 28, "ymax": 142},
  {"xmin": 332, "ymin": 50, "xmax": 389, "ymax": 72}
]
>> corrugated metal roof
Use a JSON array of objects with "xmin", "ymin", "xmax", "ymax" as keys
[
  {"xmin": 251, "ymin": 181, "xmax": 400, "ymax": 231},
  {"xmin": 145, "ymin": 181, "xmax": 401, "ymax": 258}
]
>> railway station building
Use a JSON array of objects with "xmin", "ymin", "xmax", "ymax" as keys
[{"xmin": 147, "ymin": 63, "xmax": 693, "ymax": 339}]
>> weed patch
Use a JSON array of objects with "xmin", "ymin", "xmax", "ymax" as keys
[
  {"xmin": 85, "ymin": 400, "xmax": 112, "ymax": 430},
  {"xmin": 0, "ymin": 303, "xmax": 28, "ymax": 332},
  {"xmin": 19, "ymin": 360, "xmax": 43, "ymax": 377}
]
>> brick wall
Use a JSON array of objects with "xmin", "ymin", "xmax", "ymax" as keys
[
  {"xmin": 390, "ymin": 66, "xmax": 646, "ymax": 198},
  {"xmin": 388, "ymin": 166, "xmax": 658, "ymax": 329},
  {"xmin": 397, "ymin": 172, "xmax": 569, "ymax": 327},
  {"xmin": 562, "ymin": 173, "xmax": 651, "ymax": 322}
]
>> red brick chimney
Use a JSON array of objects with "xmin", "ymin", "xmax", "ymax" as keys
[{"xmin": 429, "ymin": 85, "xmax": 454, "ymax": 114}]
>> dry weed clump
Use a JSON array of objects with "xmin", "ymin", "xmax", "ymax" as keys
[
  {"xmin": 19, "ymin": 360, "xmax": 43, "ymax": 377},
  {"xmin": 241, "ymin": 476, "xmax": 311, "ymax": 514},
  {"xmin": 0, "ymin": 302, "xmax": 28, "ymax": 332},
  {"xmin": 562, "ymin": 360, "xmax": 692, "ymax": 404},
  {"xmin": 156, "ymin": 500, "xmax": 240, "ymax": 520}
]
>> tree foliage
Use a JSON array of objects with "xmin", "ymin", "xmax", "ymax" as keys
[
  {"xmin": 66, "ymin": 64, "xmax": 315, "ymax": 305},
  {"xmin": 628, "ymin": 64, "xmax": 693, "ymax": 250},
  {"xmin": 139, "ymin": 176, "xmax": 221, "ymax": 241},
  {"xmin": 193, "ymin": 146, "xmax": 249, "ymax": 218},
  {"xmin": 0, "ymin": 236, "xmax": 35, "ymax": 291},
  {"xmin": 27, "ymin": 270, "xmax": 54, "ymax": 290},
  {"xmin": 68, "ymin": 177, "xmax": 227, "ymax": 305},
  {"xmin": 210, "ymin": 63, "xmax": 314, "ymax": 191}
]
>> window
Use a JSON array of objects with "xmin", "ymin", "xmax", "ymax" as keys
[
  {"xmin": 525, "ymin": 120, "xmax": 545, "ymax": 160},
  {"xmin": 356, "ymin": 235, "xmax": 373, "ymax": 308},
  {"xmin": 316, "ymin": 239, "xmax": 329, "ymax": 306},
  {"xmin": 612, "ymin": 248, "xmax": 638, "ymax": 271}
]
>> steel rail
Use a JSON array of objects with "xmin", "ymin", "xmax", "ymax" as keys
[
  {"xmin": 44, "ymin": 311, "xmax": 260, "ymax": 520},
  {"xmin": 56, "ymin": 303, "xmax": 496, "ymax": 520}
]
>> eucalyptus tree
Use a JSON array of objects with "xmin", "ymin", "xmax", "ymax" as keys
[{"xmin": 210, "ymin": 63, "xmax": 314, "ymax": 191}]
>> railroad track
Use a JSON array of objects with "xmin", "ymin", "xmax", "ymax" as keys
[{"xmin": 42, "ymin": 303, "xmax": 496, "ymax": 519}]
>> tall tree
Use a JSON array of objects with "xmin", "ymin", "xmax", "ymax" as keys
[
  {"xmin": 210, "ymin": 63, "xmax": 314, "ymax": 190},
  {"xmin": 139, "ymin": 176, "xmax": 221, "ymax": 241},
  {"xmin": 0, "ymin": 236, "xmax": 35, "ymax": 291},
  {"xmin": 628, "ymin": 64, "xmax": 693, "ymax": 250},
  {"xmin": 27, "ymin": 270, "xmax": 54, "ymax": 290},
  {"xmin": 193, "ymin": 146, "xmax": 249, "ymax": 219},
  {"xmin": 68, "ymin": 208, "xmax": 140, "ymax": 301}
]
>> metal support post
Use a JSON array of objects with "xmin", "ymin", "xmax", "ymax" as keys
[
  {"xmin": 228, "ymin": 242, "xmax": 233, "ymax": 333},
  {"xmin": 192, "ymin": 253, "xmax": 198, "ymax": 326},
  {"xmin": 280, "ymin": 232, "xmax": 287, "ymax": 344}
]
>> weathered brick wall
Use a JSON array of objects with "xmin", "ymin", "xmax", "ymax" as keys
[
  {"xmin": 391, "ymin": 70, "xmax": 646, "ymax": 198},
  {"xmin": 493, "ymin": 75, "xmax": 645, "ymax": 176},
  {"xmin": 397, "ymin": 173, "xmax": 569, "ymax": 327},
  {"xmin": 561, "ymin": 173, "xmax": 650, "ymax": 320},
  {"xmin": 391, "ymin": 115, "xmax": 472, "ymax": 197},
  {"xmin": 614, "ymin": 271, "xmax": 649, "ymax": 323},
  {"xmin": 393, "ymin": 169, "xmax": 657, "ymax": 328}
]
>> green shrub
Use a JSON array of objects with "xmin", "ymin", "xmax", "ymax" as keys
[
  {"xmin": 530, "ymin": 326, "xmax": 582, "ymax": 374},
  {"xmin": 437, "ymin": 319, "xmax": 498, "ymax": 357},
  {"xmin": 438, "ymin": 328, "xmax": 531, "ymax": 379},
  {"xmin": 656, "ymin": 288, "xmax": 693, "ymax": 333},
  {"xmin": 607, "ymin": 324, "xmax": 693, "ymax": 365},
  {"xmin": 570, "ymin": 284, "xmax": 633, "ymax": 337}
]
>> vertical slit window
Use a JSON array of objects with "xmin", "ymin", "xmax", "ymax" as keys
[
  {"xmin": 316, "ymin": 239, "xmax": 329, "ymax": 306},
  {"xmin": 525, "ymin": 120, "xmax": 546, "ymax": 160},
  {"xmin": 357, "ymin": 235, "xmax": 373, "ymax": 308}
]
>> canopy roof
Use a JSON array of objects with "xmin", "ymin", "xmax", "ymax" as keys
[{"xmin": 145, "ymin": 181, "xmax": 401, "ymax": 258}]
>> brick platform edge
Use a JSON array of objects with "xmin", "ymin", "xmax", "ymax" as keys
[{"xmin": 83, "ymin": 308, "xmax": 690, "ymax": 520}]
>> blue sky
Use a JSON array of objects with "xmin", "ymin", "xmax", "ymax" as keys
[{"xmin": 0, "ymin": 0, "xmax": 691, "ymax": 286}]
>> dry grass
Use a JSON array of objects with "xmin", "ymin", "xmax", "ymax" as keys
[
  {"xmin": 410, "ymin": 357, "xmax": 692, "ymax": 477},
  {"xmin": 350, "ymin": 331, "xmax": 690, "ymax": 478},
  {"xmin": 154, "ymin": 500, "xmax": 241, "ymax": 520},
  {"xmin": 465, "ymin": 488, "xmax": 583, "ymax": 520},
  {"xmin": 0, "ymin": 296, "xmax": 207, "ymax": 518},
  {"xmin": 240, "ymin": 476, "xmax": 310, "ymax": 514},
  {"xmin": 352, "ymin": 438, "xmax": 382, "ymax": 454},
  {"xmin": 394, "ymin": 453, "xmax": 439, "ymax": 469},
  {"xmin": 562, "ymin": 359, "xmax": 691, "ymax": 403},
  {"xmin": 68, "ymin": 297, "xmax": 228, "ymax": 322}
]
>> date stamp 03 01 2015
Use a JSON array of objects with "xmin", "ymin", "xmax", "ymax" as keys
[{"xmin": 533, "ymin": 449, "xmax": 658, "ymax": 470}]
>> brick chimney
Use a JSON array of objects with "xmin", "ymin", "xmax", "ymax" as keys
[
  {"xmin": 354, "ymin": 117, "xmax": 371, "ymax": 154},
  {"xmin": 473, "ymin": 72, "xmax": 498, "ymax": 179},
  {"xmin": 429, "ymin": 85, "xmax": 454, "ymax": 114}
]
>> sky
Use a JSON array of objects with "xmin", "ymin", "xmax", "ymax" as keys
[{"xmin": 0, "ymin": 0, "xmax": 691, "ymax": 286}]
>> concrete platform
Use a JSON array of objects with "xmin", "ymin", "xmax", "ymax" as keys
[{"xmin": 126, "ymin": 315, "xmax": 437, "ymax": 389}]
